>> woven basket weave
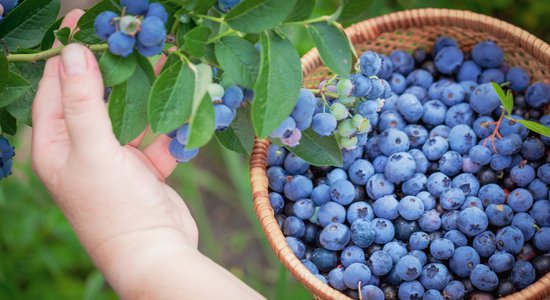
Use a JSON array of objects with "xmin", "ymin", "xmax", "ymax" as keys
[{"xmin": 249, "ymin": 8, "xmax": 550, "ymax": 300}]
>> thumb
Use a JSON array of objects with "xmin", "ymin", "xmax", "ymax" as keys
[{"xmin": 59, "ymin": 43, "xmax": 118, "ymax": 152}]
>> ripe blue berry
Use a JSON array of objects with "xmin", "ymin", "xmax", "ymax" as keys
[
  {"xmin": 470, "ymin": 83, "xmax": 501, "ymax": 114},
  {"xmin": 214, "ymin": 104, "xmax": 235, "ymax": 130},
  {"xmin": 379, "ymin": 128, "xmax": 409, "ymax": 156},
  {"xmin": 94, "ymin": 11, "xmax": 119, "ymax": 41},
  {"xmin": 398, "ymin": 196, "xmax": 424, "ymax": 221},
  {"xmin": 495, "ymin": 226, "xmax": 524, "ymax": 255},
  {"xmin": 317, "ymin": 201, "xmax": 346, "ymax": 227},
  {"xmin": 350, "ymin": 218, "xmax": 376, "ymax": 248},
  {"xmin": 457, "ymin": 60, "xmax": 482, "ymax": 82},
  {"xmin": 470, "ymin": 264, "xmax": 499, "ymax": 291},
  {"xmin": 389, "ymin": 50, "xmax": 414, "ymax": 75},
  {"xmin": 395, "ymin": 255, "xmax": 422, "ymax": 281},
  {"xmin": 120, "ymin": 0, "xmax": 149, "ymax": 15},
  {"xmin": 286, "ymin": 236, "xmax": 305, "ymax": 259},
  {"xmin": 435, "ymin": 46, "xmax": 464, "ymax": 74},
  {"xmin": 457, "ymin": 207, "xmax": 488, "ymax": 237},
  {"xmin": 525, "ymin": 81, "xmax": 550, "ymax": 108},
  {"xmin": 449, "ymin": 246, "xmax": 480, "ymax": 277},
  {"xmin": 472, "ymin": 41, "xmax": 504, "ymax": 68},
  {"xmin": 320, "ymin": 222, "xmax": 350, "ymax": 251},
  {"xmin": 146, "ymin": 2, "xmax": 168, "ymax": 23},
  {"xmin": 510, "ymin": 260, "xmax": 536, "ymax": 289},
  {"xmin": 283, "ymin": 216, "xmax": 305, "ymax": 238},
  {"xmin": 270, "ymin": 117, "xmax": 296, "ymax": 139},
  {"xmin": 283, "ymin": 175, "xmax": 312, "ymax": 201},
  {"xmin": 488, "ymin": 251, "xmax": 515, "ymax": 273},
  {"xmin": 371, "ymin": 218, "xmax": 395, "ymax": 244},
  {"xmin": 472, "ymin": 231, "xmax": 497, "ymax": 257},
  {"xmin": 360, "ymin": 51, "xmax": 382, "ymax": 76},
  {"xmin": 107, "ymin": 31, "xmax": 136, "ymax": 57},
  {"xmin": 168, "ymin": 139, "xmax": 199, "ymax": 162},
  {"xmin": 420, "ymin": 263, "xmax": 450, "ymax": 290},
  {"xmin": 343, "ymin": 263, "xmax": 371, "ymax": 290}
]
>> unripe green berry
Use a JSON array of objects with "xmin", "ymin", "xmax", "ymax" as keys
[
  {"xmin": 119, "ymin": 16, "xmax": 141, "ymax": 36},
  {"xmin": 330, "ymin": 102, "xmax": 348, "ymax": 121},
  {"xmin": 337, "ymin": 119, "xmax": 356, "ymax": 138},
  {"xmin": 340, "ymin": 136, "xmax": 358, "ymax": 150},
  {"xmin": 336, "ymin": 78, "xmax": 353, "ymax": 97},
  {"xmin": 352, "ymin": 114, "xmax": 371, "ymax": 134},
  {"xmin": 208, "ymin": 83, "xmax": 225, "ymax": 101},
  {"xmin": 339, "ymin": 96, "xmax": 356, "ymax": 107}
]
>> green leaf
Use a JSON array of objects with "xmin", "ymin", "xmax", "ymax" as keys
[
  {"xmin": 73, "ymin": 0, "xmax": 117, "ymax": 44},
  {"xmin": 40, "ymin": 17, "xmax": 64, "ymax": 50},
  {"xmin": 108, "ymin": 57, "xmax": 153, "ymax": 144},
  {"xmin": 0, "ymin": 72, "xmax": 32, "ymax": 108},
  {"xmin": 148, "ymin": 60, "xmax": 196, "ymax": 133},
  {"xmin": 225, "ymin": 0, "xmax": 298, "ymax": 33},
  {"xmin": 187, "ymin": 94, "xmax": 215, "ymax": 148},
  {"xmin": 184, "ymin": 26, "xmax": 212, "ymax": 58},
  {"xmin": 0, "ymin": 51, "xmax": 7, "ymax": 95},
  {"xmin": 83, "ymin": 271, "xmax": 105, "ymax": 300},
  {"xmin": 216, "ymin": 105, "xmax": 254, "ymax": 155},
  {"xmin": 54, "ymin": 27, "xmax": 71, "ymax": 45},
  {"xmin": 285, "ymin": 0, "xmax": 315, "ymax": 22},
  {"xmin": 252, "ymin": 31, "xmax": 302, "ymax": 138},
  {"xmin": 6, "ymin": 61, "xmax": 45, "ymax": 125},
  {"xmin": 176, "ymin": 19, "xmax": 197, "ymax": 49},
  {"xmin": 339, "ymin": 0, "xmax": 374, "ymax": 24},
  {"xmin": 274, "ymin": 129, "xmax": 342, "ymax": 167},
  {"xmin": 99, "ymin": 51, "xmax": 137, "ymax": 87},
  {"xmin": 306, "ymin": 22, "xmax": 352, "ymax": 76},
  {"xmin": 214, "ymin": 36, "xmax": 260, "ymax": 89},
  {"xmin": 0, "ymin": 0, "xmax": 61, "ymax": 51},
  {"xmin": 0, "ymin": 110, "xmax": 17, "ymax": 136},
  {"xmin": 179, "ymin": 0, "xmax": 217, "ymax": 13},
  {"xmin": 191, "ymin": 64, "xmax": 213, "ymax": 113},
  {"xmin": 491, "ymin": 82, "xmax": 513, "ymax": 115},
  {"xmin": 517, "ymin": 119, "xmax": 550, "ymax": 137}
]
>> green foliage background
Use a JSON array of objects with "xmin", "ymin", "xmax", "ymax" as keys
[{"xmin": 1, "ymin": 0, "xmax": 549, "ymax": 299}]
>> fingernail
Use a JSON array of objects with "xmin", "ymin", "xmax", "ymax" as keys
[{"xmin": 62, "ymin": 44, "xmax": 88, "ymax": 75}]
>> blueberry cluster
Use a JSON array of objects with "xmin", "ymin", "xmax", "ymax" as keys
[
  {"xmin": 0, "ymin": 0, "xmax": 18, "ymax": 21},
  {"xmin": 267, "ymin": 36, "xmax": 550, "ymax": 299},
  {"xmin": 168, "ymin": 83, "xmax": 251, "ymax": 162},
  {"xmin": 0, "ymin": 136, "xmax": 15, "ymax": 180},
  {"xmin": 94, "ymin": 0, "xmax": 168, "ymax": 57},
  {"xmin": 270, "ymin": 51, "xmax": 393, "ymax": 148}
]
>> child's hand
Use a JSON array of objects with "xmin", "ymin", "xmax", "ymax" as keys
[{"xmin": 31, "ymin": 10, "xmax": 262, "ymax": 299}]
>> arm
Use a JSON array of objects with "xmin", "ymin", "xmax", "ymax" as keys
[{"xmin": 31, "ymin": 10, "xmax": 264, "ymax": 300}]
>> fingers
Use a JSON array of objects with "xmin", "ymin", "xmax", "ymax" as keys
[
  {"xmin": 53, "ymin": 9, "xmax": 84, "ymax": 48},
  {"xmin": 128, "ymin": 128, "xmax": 148, "ymax": 148},
  {"xmin": 143, "ymin": 135, "xmax": 178, "ymax": 179},
  {"xmin": 58, "ymin": 44, "xmax": 118, "ymax": 152}
]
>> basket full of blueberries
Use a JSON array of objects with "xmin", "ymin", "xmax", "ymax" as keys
[{"xmin": 265, "ymin": 35, "xmax": 550, "ymax": 300}]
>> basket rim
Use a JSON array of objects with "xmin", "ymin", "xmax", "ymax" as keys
[{"xmin": 250, "ymin": 8, "xmax": 550, "ymax": 300}]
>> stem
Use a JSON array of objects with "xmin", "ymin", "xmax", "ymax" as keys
[
  {"xmin": 7, "ymin": 44, "xmax": 108, "ymax": 62},
  {"xmin": 483, "ymin": 108, "xmax": 507, "ymax": 152},
  {"xmin": 309, "ymin": 88, "xmax": 339, "ymax": 99},
  {"xmin": 207, "ymin": 28, "xmax": 236, "ymax": 44},
  {"xmin": 286, "ymin": 2, "xmax": 344, "ymax": 26},
  {"xmin": 196, "ymin": 14, "xmax": 226, "ymax": 24}
]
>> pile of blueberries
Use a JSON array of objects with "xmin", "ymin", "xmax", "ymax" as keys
[
  {"xmin": 167, "ymin": 83, "xmax": 250, "ymax": 162},
  {"xmin": 267, "ymin": 36, "xmax": 550, "ymax": 299},
  {"xmin": 0, "ymin": 0, "xmax": 17, "ymax": 21},
  {"xmin": 94, "ymin": 0, "xmax": 168, "ymax": 57},
  {"xmin": 0, "ymin": 136, "xmax": 15, "ymax": 180}
]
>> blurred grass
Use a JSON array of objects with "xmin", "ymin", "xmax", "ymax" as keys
[{"xmin": 2, "ymin": 0, "xmax": 550, "ymax": 299}]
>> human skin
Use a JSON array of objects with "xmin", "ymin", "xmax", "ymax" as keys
[{"xmin": 31, "ymin": 9, "xmax": 264, "ymax": 300}]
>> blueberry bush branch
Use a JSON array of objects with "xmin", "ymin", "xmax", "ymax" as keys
[{"xmin": 6, "ymin": 44, "xmax": 109, "ymax": 62}]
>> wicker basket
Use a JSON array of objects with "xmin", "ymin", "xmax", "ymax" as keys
[{"xmin": 249, "ymin": 8, "xmax": 550, "ymax": 300}]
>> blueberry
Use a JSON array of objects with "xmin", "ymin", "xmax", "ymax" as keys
[
  {"xmin": 404, "ymin": 124, "xmax": 428, "ymax": 148},
  {"xmin": 525, "ymin": 81, "xmax": 550, "ymax": 108},
  {"xmin": 499, "ymin": 115, "xmax": 529, "ymax": 137},
  {"xmin": 286, "ymin": 236, "xmax": 306, "ymax": 259},
  {"xmin": 320, "ymin": 222, "xmax": 350, "ymax": 251},
  {"xmin": 266, "ymin": 144, "xmax": 286, "ymax": 167},
  {"xmin": 534, "ymin": 227, "xmax": 550, "ymax": 251},
  {"xmin": 470, "ymin": 83, "xmax": 501, "ymax": 115},
  {"xmin": 366, "ymin": 173, "xmax": 395, "ymax": 199},
  {"xmin": 303, "ymin": 222, "xmax": 318, "ymax": 244},
  {"xmin": 283, "ymin": 175, "xmax": 312, "ymax": 201},
  {"xmin": 270, "ymin": 116, "xmax": 296, "ymax": 139},
  {"xmin": 433, "ymin": 36, "xmax": 458, "ymax": 55},
  {"xmin": 428, "ymin": 79, "xmax": 451, "ymax": 99},
  {"xmin": 473, "ymin": 116, "xmax": 496, "ymax": 138},
  {"xmin": 214, "ymin": 104, "xmax": 235, "ymax": 130},
  {"xmin": 347, "ymin": 201, "xmax": 374, "ymax": 224},
  {"xmin": 341, "ymin": 245, "xmax": 366, "ymax": 268},
  {"xmin": 360, "ymin": 51, "xmax": 382, "ymax": 76},
  {"xmin": 448, "ymin": 124, "xmax": 477, "ymax": 154},
  {"xmin": 486, "ymin": 203, "xmax": 514, "ymax": 227},
  {"xmin": 329, "ymin": 179, "xmax": 354, "ymax": 205},
  {"xmin": 344, "ymin": 263, "xmax": 371, "ymax": 290},
  {"xmin": 530, "ymin": 200, "xmax": 550, "ymax": 227},
  {"xmin": 291, "ymin": 89, "xmax": 316, "ymax": 122},
  {"xmin": 423, "ymin": 289, "xmax": 444, "ymax": 300},
  {"xmin": 267, "ymin": 166, "xmax": 286, "ymax": 192},
  {"xmin": 444, "ymin": 280, "xmax": 466, "ymax": 300},
  {"xmin": 317, "ymin": 201, "xmax": 346, "ymax": 227},
  {"xmin": 383, "ymin": 240, "xmax": 408, "ymax": 264},
  {"xmin": 367, "ymin": 250, "xmax": 393, "ymax": 276},
  {"xmin": 389, "ymin": 73, "xmax": 407, "ymax": 94},
  {"xmin": 328, "ymin": 266, "xmax": 346, "ymax": 290},
  {"xmin": 146, "ymin": 2, "xmax": 168, "ymax": 23},
  {"xmin": 441, "ymin": 83, "xmax": 465, "ymax": 106},
  {"xmin": 394, "ymin": 217, "xmax": 421, "ymax": 241},
  {"xmin": 384, "ymin": 152, "xmax": 416, "ymax": 183},
  {"xmin": 449, "ymin": 246, "xmax": 480, "ymax": 277},
  {"xmin": 137, "ymin": 16, "xmax": 166, "ymax": 47},
  {"xmin": 440, "ymin": 188, "xmax": 465, "ymax": 210},
  {"xmin": 342, "ymin": 147, "xmax": 364, "ymax": 170},
  {"xmin": 301, "ymin": 259, "xmax": 319, "ymax": 275},
  {"xmin": 372, "ymin": 218, "xmax": 395, "ymax": 244},
  {"xmin": 378, "ymin": 110, "xmax": 406, "ymax": 131},
  {"xmin": 457, "ymin": 207, "xmax": 488, "ymax": 237},
  {"xmin": 441, "ymin": 210, "xmax": 460, "ymax": 231},
  {"xmin": 521, "ymin": 137, "xmax": 545, "ymax": 161},
  {"xmin": 462, "ymin": 196, "xmax": 483, "ymax": 209},
  {"xmin": 120, "ymin": 0, "xmax": 149, "ymax": 15},
  {"xmin": 360, "ymin": 285, "xmax": 385, "ymax": 300},
  {"xmin": 430, "ymin": 238, "xmax": 455, "ymax": 260},
  {"xmin": 496, "ymin": 133, "xmax": 522, "ymax": 156},
  {"xmin": 357, "ymin": 100, "xmax": 381, "ymax": 127},
  {"xmin": 372, "ymin": 195, "xmax": 399, "ymax": 220},
  {"xmin": 479, "ymin": 68, "xmax": 505, "ymax": 84},
  {"xmin": 221, "ymin": 85, "xmax": 244, "ymax": 109},
  {"xmin": 107, "ymin": 31, "xmax": 136, "ymax": 57},
  {"xmin": 372, "ymin": 155, "xmax": 388, "ymax": 173},
  {"xmin": 403, "ymin": 85, "xmax": 428, "ymax": 102},
  {"xmin": 366, "ymin": 78, "xmax": 385, "ymax": 99},
  {"xmin": 495, "ymin": 226, "xmax": 524, "ymax": 255},
  {"xmin": 218, "ymin": 0, "xmax": 242, "ymax": 10},
  {"xmin": 418, "ymin": 210, "xmax": 442, "ymax": 233},
  {"xmin": 510, "ymin": 164, "xmax": 535, "ymax": 187},
  {"xmin": 457, "ymin": 60, "xmax": 482, "ymax": 82},
  {"xmin": 460, "ymin": 80, "xmax": 478, "ymax": 100},
  {"xmin": 281, "ymin": 128, "xmax": 302, "ymax": 147},
  {"xmin": 377, "ymin": 54, "xmax": 394, "ymax": 79},
  {"xmin": 435, "ymin": 46, "xmax": 464, "ymax": 74},
  {"xmin": 508, "ymin": 188, "xmax": 534, "ymax": 212},
  {"xmin": 490, "ymin": 154, "xmax": 512, "ymax": 171},
  {"xmin": 426, "ymin": 172, "xmax": 451, "ymax": 197},
  {"xmin": 478, "ymin": 183, "xmax": 505, "ymax": 207},
  {"xmin": 472, "ymin": 41, "xmax": 504, "ymax": 68},
  {"xmin": 488, "ymin": 251, "xmax": 515, "ymax": 273},
  {"xmin": 348, "ymin": 159, "xmax": 374, "ymax": 185},
  {"xmin": 409, "ymin": 149, "xmax": 429, "ymax": 174},
  {"xmin": 420, "ymin": 263, "xmax": 450, "ymax": 290},
  {"xmin": 283, "ymin": 216, "xmax": 305, "ymax": 238},
  {"xmin": 504, "ymin": 66, "xmax": 530, "ymax": 92},
  {"xmin": 283, "ymin": 153, "xmax": 309, "ymax": 175},
  {"xmin": 311, "ymin": 248, "xmax": 338, "ymax": 272},
  {"xmin": 390, "ymin": 50, "xmax": 415, "ymax": 75},
  {"xmin": 409, "ymin": 231, "xmax": 431, "ymax": 250},
  {"xmin": 430, "ymin": 125, "xmax": 451, "ymax": 138},
  {"xmin": 470, "ymin": 264, "xmax": 499, "ymax": 292},
  {"xmin": 422, "ymin": 100, "xmax": 447, "ymax": 126},
  {"xmin": 398, "ymin": 280, "xmax": 425, "ymax": 299},
  {"xmin": 269, "ymin": 192, "xmax": 284, "ymax": 214},
  {"xmin": 538, "ymin": 163, "xmax": 550, "ymax": 184},
  {"xmin": 472, "ymin": 231, "xmax": 497, "ymax": 257},
  {"xmin": 394, "ymin": 255, "xmax": 422, "ymax": 281},
  {"xmin": 402, "ymin": 173, "xmax": 428, "ymax": 195},
  {"xmin": 512, "ymin": 212, "xmax": 536, "ymax": 241},
  {"xmin": 444, "ymin": 230, "xmax": 468, "ymax": 247},
  {"xmin": 379, "ymin": 128, "xmax": 410, "ymax": 156},
  {"xmin": 469, "ymin": 145, "xmax": 492, "ymax": 165},
  {"xmin": 406, "ymin": 69, "xmax": 434, "ymax": 89},
  {"xmin": 293, "ymin": 198, "xmax": 314, "ymax": 220},
  {"xmin": 168, "ymin": 139, "xmax": 199, "ymax": 162},
  {"xmin": 534, "ymin": 254, "xmax": 550, "ymax": 276},
  {"xmin": 445, "ymin": 103, "xmax": 474, "ymax": 128},
  {"xmin": 94, "ymin": 11, "xmax": 119, "ymax": 41},
  {"xmin": 511, "ymin": 260, "xmax": 536, "ymax": 289},
  {"xmin": 350, "ymin": 218, "xmax": 376, "ymax": 248},
  {"xmin": 398, "ymin": 196, "xmax": 424, "ymax": 221},
  {"xmin": 439, "ymin": 151, "xmax": 463, "ymax": 176}
]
